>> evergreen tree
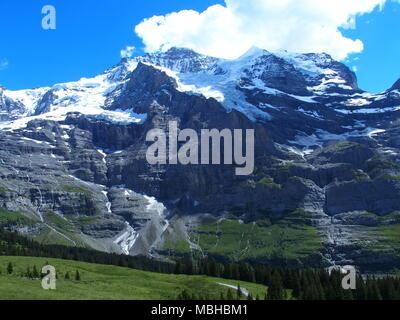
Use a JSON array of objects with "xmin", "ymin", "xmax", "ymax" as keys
[
  {"xmin": 232, "ymin": 265, "xmax": 240, "ymax": 280},
  {"xmin": 174, "ymin": 262, "xmax": 182, "ymax": 274},
  {"xmin": 177, "ymin": 289, "xmax": 191, "ymax": 300},
  {"xmin": 25, "ymin": 267, "xmax": 32, "ymax": 278},
  {"xmin": 237, "ymin": 284, "xmax": 242, "ymax": 300},
  {"xmin": 381, "ymin": 278, "xmax": 398, "ymax": 300},
  {"xmin": 223, "ymin": 264, "xmax": 233, "ymax": 279},
  {"xmin": 7, "ymin": 262, "xmax": 13, "ymax": 275},
  {"xmin": 75, "ymin": 270, "xmax": 81, "ymax": 281},
  {"xmin": 355, "ymin": 276, "xmax": 367, "ymax": 300},
  {"xmin": 267, "ymin": 274, "xmax": 285, "ymax": 300},
  {"xmin": 209, "ymin": 260, "xmax": 218, "ymax": 277},
  {"xmin": 185, "ymin": 259, "xmax": 194, "ymax": 275},
  {"xmin": 315, "ymin": 281, "xmax": 326, "ymax": 300},
  {"xmin": 343, "ymin": 288, "xmax": 354, "ymax": 301},
  {"xmin": 367, "ymin": 280, "xmax": 382, "ymax": 300},
  {"xmin": 292, "ymin": 278, "xmax": 302, "ymax": 299},
  {"xmin": 32, "ymin": 265, "xmax": 40, "ymax": 278}
]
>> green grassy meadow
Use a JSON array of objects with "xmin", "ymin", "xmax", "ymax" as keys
[{"xmin": 0, "ymin": 256, "xmax": 268, "ymax": 300}]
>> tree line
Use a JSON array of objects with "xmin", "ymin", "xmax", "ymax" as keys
[
  {"xmin": 4, "ymin": 261, "xmax": 81, "ymax": 281},
  {"xmin": 1, "ymin": 228, "xmax": 399, "ymax": 300}
]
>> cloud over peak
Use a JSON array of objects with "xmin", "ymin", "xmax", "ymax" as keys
[
  {"xmin": 0, "ymin": 59, "xmax": 9, "ymax": 71},
  {"xmin": 135, "ymin": 0, "xmax": 392, "ymax": 61},
  {"xmin": 120, "ymin": 46, "xmax": 135, "ymax": 58}
]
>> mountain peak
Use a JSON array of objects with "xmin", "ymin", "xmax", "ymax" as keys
[
  {"xmin": 134, "ymin": 47, "xmax": 218, "ymax": 74},
  {"xmin": 238, "ymin": 46, "xmax": 270, "ymax": 60},
  {"xmin": 390, "ymin": 78, "xmax": 400, "ymax": 91},
  {"xmin": 164, "ymin": 47, "xmax": 202, "ymax": 56}
]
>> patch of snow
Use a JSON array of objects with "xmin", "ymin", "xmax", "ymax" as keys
[
  {"xmin": 368, "ymin": 129, "xmax": 386, "ymax": 139},
  {"xmin": 142, "ymin": 53, "xmax": 274, "ymax": 122},
  {"xmin": 217, "ymin": 283, "xmax": 249, "ymax": 297},
  {"xmin": 288, "ymin": 133, "xmax": 321, "ymax": 148},
  {"xmin": 288, "ymin": 94, "xmax": 316, "ymax": 103},
  {"xmin": 101, "ymin": 190, "xmax": 112, "ymax": 213},
  {"xmin": 3, "ymin": 87, "xmax": 49, "ymax": 116},
  {"xmin": 144, "ymin": 195, "xmax": 169, "ymax": 233},
  {"xmin": 344, "ymin": 98, "xmax": 370, "ymax": 107},
  {"xmin": 144, "ymin": 195, "xmax": 167, "ymax": 217},
  {"xmin": 97, "ymin": 149, "xmax": 107, "ymax": 164},
  {"xmin": 335, "ymin": 106, "xmax": 400, "ymax": 114},
  {"xmin": 297, "ymin": 108, "xmax": 324, "ymax": 120},
  {"xmin": 0, "ymin": 105, "xmax": 147, "ymax": 131},
  {"xmin": 288, "ymin": 127, "xmax": 387, "ymax": 148},
  {"xmin": 258, "ymin": 103, "xmax": 281, "ymax": 111},
  {"xmin": 275, "ymin": 143, "xmax": 314, "ymax": 157},
  {"xmin": 0, "ymin": 65, "xmax": 147, "ymax": 130},
  {"xmin": 20, "ymin": 137, "xmax": 51, "ymax": 145},
  {"xmin": 114, "ymin": 222, "xmax": 138, "ymax": 255}
]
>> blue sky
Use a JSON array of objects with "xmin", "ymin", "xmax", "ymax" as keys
[{"xmin": 0, "ymin": 0, "xmax": 399, "ymax": 93}]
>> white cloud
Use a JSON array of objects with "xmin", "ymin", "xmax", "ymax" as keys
[
  {"xmin": 352, "ymin": 66, "xmax": 358, "ymax": 72},
  {"xmin": 0, "ymin": 59, "xmax": 8, "ymax": 71},
  {"xmin": 120, "ymin": 46, "xmax": 135, "ymax": 58},
  {"xmin": 135, "ymin": 0, "xmax": 394, "ymax": 61}
]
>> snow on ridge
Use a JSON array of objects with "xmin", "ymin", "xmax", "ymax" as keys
[
  {"xmin": 0, "ymin": 67, "xmax": 148, "ymax": 130},
  {"xmin": 0, "ymin": 105, "xmax": 147, "ymax": 131},
  {"xmin": 1, "ymin": 48, "xmax": 398, "ymax": 129},
  {"xmin": 287, "ymin": 127, "xmax": 388, "ymax": 149},
  {"xmin": 273, "ymin": 50, "xmax": 332, "ymax": 77},
  {"xmin": 368, "ymin": 129, "xmax": 386, "ymax": 139},
  {"xmin": 335, "ymin": 105, "xmax": 400, "ymax": 115},
  {"xmin": 236, "ymin": 47, "xmax": 337, "ymax": 80},
  {"xmin": 134, "ymin": 47, "xmax": 218, "ymax": 74},
  {"xmin": 144, "ymin": 63, "xmax": 225, "ymax": 102},
  {"xmin": 3, "ymin": 87, "xmax": 50, "ymax": 116},
  {"xmin": 142, "ymin": 61, "xmax": 272, "ymax": 122},
  {"xmin": 86, "ymin": 108, "xmax": 147, "ymax": 125},
  {"xmin": 297, "ymin": 107, "xmax": 324, "ymax": 120},
  {"xmin": 140, "ymin": 47, "xmax": 346, "ymax": 121}
]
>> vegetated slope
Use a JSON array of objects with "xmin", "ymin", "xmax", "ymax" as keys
[
  {"xmin": 1, "ymin": 229, "xmax": 400, "ymax": 300},
  {"xmin": 0, "ymin": 256, "xmax": 267, "ymax": 300}
]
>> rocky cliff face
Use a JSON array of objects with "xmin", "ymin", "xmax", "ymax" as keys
[{"xmin": 0, "ymin": 47, "xmax": 399, "ymax": 272}]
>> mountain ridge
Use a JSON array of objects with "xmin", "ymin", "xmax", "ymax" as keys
[{"xmin": 0, "ymin": 47, "xmax": 399, "ymax": 272}]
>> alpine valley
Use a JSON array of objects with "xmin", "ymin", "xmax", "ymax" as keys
[{"xmin": 1, "ymin": 47, "xmax": 400, "ymax": 273}]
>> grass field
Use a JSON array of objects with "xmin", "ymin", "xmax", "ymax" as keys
[
  {"xmin": 0, "ymin": 256, "xmax": 268, "ymax": 300},
  {"xmin": 189, "ymin": 216, "xmax": 322, "ymax": 261},
  {"xmin": 0, "ymin": 208, "xmax": 38, "ymax": 226},
  {"xmin": 0, "ymin": 207, "xmax": 93, "ymax": 248}
]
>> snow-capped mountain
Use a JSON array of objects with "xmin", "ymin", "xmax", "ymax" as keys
[
  {"xmin": 1, "ymin": 47, "xmax": 400, "ymax": 272},
  {"xmin": 2, "ymin": 47, "xmax": 399, "ymax": 147}
]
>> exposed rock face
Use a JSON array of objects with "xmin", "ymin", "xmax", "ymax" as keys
[
  {"xmin": 0, "ymin": 47, "xmax": 400, "ymax": 272},
  {"xmin": 326, "ymin": 179, "xmax": 400, "ymax": 216}
]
